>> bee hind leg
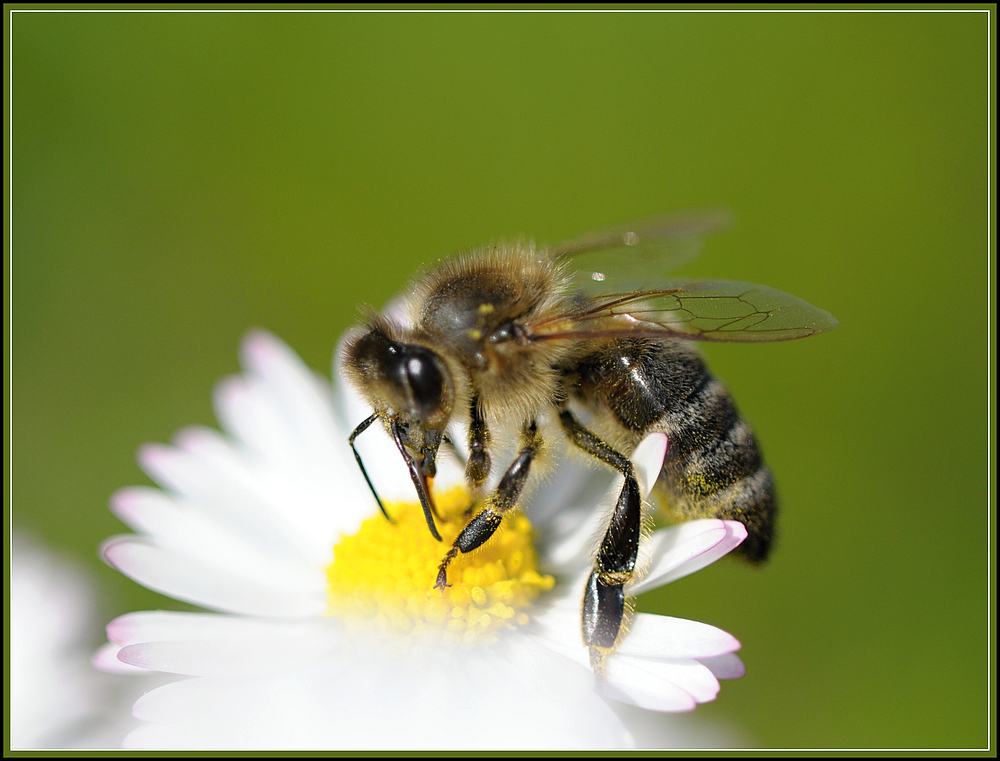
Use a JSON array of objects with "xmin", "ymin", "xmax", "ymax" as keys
[{"xmin": 558, "ymin": 409, "xmax": 642, "ymax": 674}]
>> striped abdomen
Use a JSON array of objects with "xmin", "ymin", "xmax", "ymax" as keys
[{"xmin": 562, "ymin": 336, "xmax": 775, "ymax": 563}]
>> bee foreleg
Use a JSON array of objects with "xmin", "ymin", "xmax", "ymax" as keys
[
  {"xmin": 558, "ymin": 409, "xmax": 641, "ymax": 674},
  {"xmin": 435, "ymin": 421, "xmax": 540, "ymax": 590}
]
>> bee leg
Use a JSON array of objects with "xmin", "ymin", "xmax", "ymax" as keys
[
  {"xmin": 439, "ymin": 433, "xmax": 474, "ymax": 514},
  {"xmin": 464, "ymin": 395, "xmax": 491, "ymax": 510},
  {"xmin": 435, "ymin": 421, "xmax": 539, "ymax": 590},
  {"xmin": 558, "ymin": 409, "xmax": 641, "ymax": 674},
  {"xmin": 348, "ymin": 413, "xmax": 395, "ymax": 525}
]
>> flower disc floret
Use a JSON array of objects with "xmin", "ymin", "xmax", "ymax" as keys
[{"xmin": 326, "ymin": 487, "xmax": 554, "ymax": 643}]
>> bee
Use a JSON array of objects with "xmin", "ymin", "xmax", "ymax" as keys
[{"xmin": 342, "ymin": 209, "xmax": 837, "ymax": 671}]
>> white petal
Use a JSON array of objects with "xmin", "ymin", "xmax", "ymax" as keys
[
  {"xmin": 102, "ymin": 537, "xmax": 326, "ymax": 618},
  {"xmin": 11, "ymin": 533, "xmax": 155, "ymax": 749},
  {"xmin": 239, "ymin": 330, "xmax": 343, "ymax": 460},
  {"xmin": 98, "ymin": 329, "xmax": 752, "ymax": 748},
  {"xmin": 124, "ymin": 722, "xmax": 214, "ymax": 751},
  {"xmin": 213, "ymin": 375, "xmax": 371, "ymax": 543},
  {"xmin": 543, "ymin": 433, "xmax": 666, "ymax": 573},
  {"xmin": 603, "ymin": 654, "xmax": 720, "ymax": 711},
  {"xmin": 131, "ymin": 675, "xmax": 251, "ymax": 724},
  {"xmin": 600, "ymin": 659, "xmax": 697, "ymax": 712},
  {"xmin": 213, "ymin": 373, "xmax": 298, "ymax": 467},
  {"xmin": 107, "ymin": 609, "xmax": 314, "ymax": 645},
  {"xmin": 205, "ymin": 333, "xmax": 377, "ymax": 541},
  {"xmin": 166, "ymin": 427, "xmax": 321, "ymax": 560},
  {"xmin": 108, "ymin": 489, "xmax": 325, "ymax": 597},
  {"xmin": 630, "ymin": 520, "xmax": 747, "ymax": 595},
  {"xmin": 106, "ymin": 612, "xmax": 345, "ymax": 677},
  {"xmin": 699, "ymin": 653, "xmax": 746, "ymax": 680},
  {"xmin": 616, "ymin": 613, "xmax": 741, "ymax": 659},
  {"xmin": 529, "ymin": 583, "xmax": 739, "ymax": 710},
  {"xmin": 118, "ymin": 634, "xmax": 337, "ymax": 678},
  {"xmin": 528, "ymin": 583, "xmax": 592, "ymax": 659},
  {"xmin": 243, "ymin": 333, "xmax": 381, "ymax": 518},
  {"xmin": 525, "ymin": 450, "xmax": 603, "ymax": 531},
  {"xmin": 128, "ymin": 637, "xmax": 635, "ymax": 750},
  {"xmin": 632, "ymin": 433, "xmax": 667, "ymax": 494},
  {"xmin": 92, "ymin": 642, "xmax": 151, "ymax": 674},
  {"xmin": 11, "ymin": 536, "xmax": 101, "ymax": 748},
  {"xmin": 541, "ymin": 502, "xmax": 607, "ymax": 573}
]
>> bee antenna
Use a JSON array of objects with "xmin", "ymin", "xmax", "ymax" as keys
[{"xmin": 348, "ymin": 413, "xmax": 395, "ymax": 525}]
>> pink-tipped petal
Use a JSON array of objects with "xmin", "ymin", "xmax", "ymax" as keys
[
  {"xmin": 117, "ymin": 627, "xmax": 342, "ymax": 677},
  {"xmin": 605, "ymin": 654, "xmax": 721, "ymax": 709},
  {"xmin": 699, "ymin": 653, "xmax": 746, "ymax": 680},
  {"xmin": 107, "ymin": 610, "xmax": 265, "ymax": 646},
  {"xmin": 107, "ymin": 611, "xmax": 343, "ymax": 677},
  {"xmin": 630, "ymin": 520, "xmax": 746, "ymax": 595},
  {"xmin": 600, "ymin": 657, "xmax": 698, "ymax": 713},
  {"xmin": 92, "ymin": 641, "xmax": 150, "ymax": 674},
  {"xmin": 102, "ymin": 538, "xmax": 325, "ymax": 619},
  {"xmin": 105, "ymin": 490, "xmax": 325, "ymax": 594}
]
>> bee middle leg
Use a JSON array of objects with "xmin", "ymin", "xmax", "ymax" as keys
[
  {"xmin": 435, "ymin": 421, "xmax": 539, "ymax": 590},
  {"xmin": 558, "ymin": 409, "xmax": 642, "ymax": 674},
  {"xmin": 464, "ymin": 395, "xmax": 491, "ymax": 510}
]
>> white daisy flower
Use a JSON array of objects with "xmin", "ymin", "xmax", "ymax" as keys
[{"xmin": 99, "ymin": 330, "xmax": 749, "ymax": 750}]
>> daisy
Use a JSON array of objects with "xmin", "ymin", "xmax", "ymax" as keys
[{"xmin": 99, "ymin": 330, "xmax": 749, "ymax": 750}]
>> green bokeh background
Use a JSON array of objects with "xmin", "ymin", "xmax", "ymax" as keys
[{"xmin": 9, "ymin": 9, "xmax": 992, "ymax": 750}]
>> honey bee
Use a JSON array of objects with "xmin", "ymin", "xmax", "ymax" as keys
[{"xmin": 342, "ymin": 209, "xmax": 837, "ymax": 671}]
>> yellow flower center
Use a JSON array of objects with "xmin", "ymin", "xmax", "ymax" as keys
[{"xmin": 326, "ymin": 487, "xmax": 555, "ymax": 644}]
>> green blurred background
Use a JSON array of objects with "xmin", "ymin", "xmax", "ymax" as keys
[{"xmin": 9, "ymin": 9, "xmax": 991, "ymax": 749}]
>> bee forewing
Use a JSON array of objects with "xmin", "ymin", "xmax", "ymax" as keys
[
  {"xmin": 625, "ymin": 279, "xmax": 839, "ymax": 342},
  {"xmin": 526, "ymin": 279, "xmax": 839, "ymax": 343}
]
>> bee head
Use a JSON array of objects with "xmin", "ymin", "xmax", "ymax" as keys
[
  {"xmin": 345, "ymin": 322, "xmax": 454, "ymax": 427},
  {"xmin": 343, "ymin": 317, "xmax": 457, "ymax": 477},
  {"xmin": 343, "ymin": 318, "xmax": 457, "ymax": 540}
]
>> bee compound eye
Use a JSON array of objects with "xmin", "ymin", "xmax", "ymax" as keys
[{"xmin": 403, "ymin": 348, "xmax": 449, "ymax": 417}]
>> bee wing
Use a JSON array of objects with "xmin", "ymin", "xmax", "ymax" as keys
[
  {"xmin": 547, "ymin": 208, "xmax": 735, "ymax": 289},
  {"xmin": 525, "ymin": 279, "xmax": 838, "ymax": 343}
]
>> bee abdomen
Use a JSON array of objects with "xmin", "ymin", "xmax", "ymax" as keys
[
  {"xmin": 658, "ymin": 373, "xmax": 775, "ymax": 563},
  {"xmin": 565, "ymin": 337, "xmax": 777, "ymax": 563}
]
